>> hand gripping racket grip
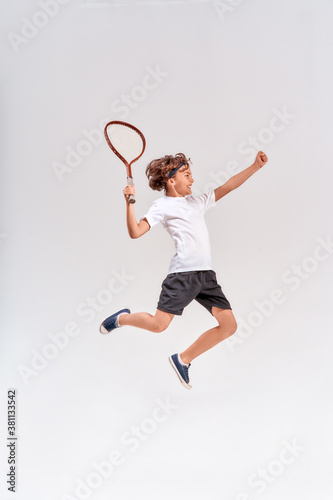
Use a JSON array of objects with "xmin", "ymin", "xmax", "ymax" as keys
[{"xmin": 127, "ymin": 176, "xmax": 136, "ymax": 204}]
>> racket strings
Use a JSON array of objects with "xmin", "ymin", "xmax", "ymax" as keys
[{"xmin": 106, "ymin": 124, "xmax": 144, "ymax": 164}]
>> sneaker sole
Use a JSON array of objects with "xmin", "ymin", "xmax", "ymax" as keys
[
  {"xmin": 99, "ymin": 325, "xmax": 110, "ymax": 334},
  {"xmin": 99, "ymin": 309, "xmax": 131, "ymax": 335},
  {"xmin": 168, "ymin": 356, "xmax": 192, "ymax": 390}
]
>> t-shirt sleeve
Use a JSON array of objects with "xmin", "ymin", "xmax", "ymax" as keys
[
  {"xmin": 192, "ymin": 190, "xmax": 216, "ymax": 213},
  {"xmin": 139, "ymin": 199, "xmax": 164, "ymax": 228}
]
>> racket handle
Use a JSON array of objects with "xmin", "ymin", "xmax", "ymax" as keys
[{"xmin": 127, "ymin": 176, "xmax": 136, "ymax": 204}]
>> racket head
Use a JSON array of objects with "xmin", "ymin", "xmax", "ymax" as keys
[{"xmin": 104, "ymin": 120, "xmax": 146, "ymax": 177}]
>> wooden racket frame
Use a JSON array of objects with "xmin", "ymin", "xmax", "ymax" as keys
[{"xmin": 104, "ymin": 120, "xmax": 146, "ymax": 179}]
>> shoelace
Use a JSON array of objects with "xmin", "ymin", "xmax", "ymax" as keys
[{"xmin": 183, "ymin": 363, "xmax": 191, "ymax": 381}]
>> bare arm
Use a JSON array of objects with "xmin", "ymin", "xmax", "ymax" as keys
[
  {"xmin": 124, "ymin": 184, "xmax": 150, "ymax": 239},
  {"xmin": 214, "ymin": 151, "xmax": 268, "ymax": 202}
]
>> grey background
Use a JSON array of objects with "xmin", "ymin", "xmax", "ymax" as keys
[{"xmin": 1, "ymin": 1, "xmax": 332, "ymax": 499}]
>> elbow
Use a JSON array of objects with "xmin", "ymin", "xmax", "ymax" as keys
[
  {"xmin": 224, "ymin": 180, "xmax": 234, "ymax": 192},
  {"xmin": 128, "ymin": 226, "xmax": 138, "ymax": 239},
  {"xmin": 129, "ymin": 231, "xmax": 140, "ymax": 239},
  {"xmin": 216, "ymin": 182, "xmax": 233, "ymax": 201}
]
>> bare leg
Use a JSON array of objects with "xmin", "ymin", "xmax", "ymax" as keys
[
  {"xmin": 179, "ymin": 307, "xmax": 237, "ymax": 364},
  {"xmin": 118, "ymin": 309, "xmax": 174, "ymax": 333}
]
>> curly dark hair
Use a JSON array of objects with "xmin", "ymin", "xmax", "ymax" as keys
[{"xmin": 145, "ymin": 153, "xmax": 191, "ymax": 192}]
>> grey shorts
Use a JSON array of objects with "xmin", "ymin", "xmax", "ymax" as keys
[{"xmin": 157, "ymin": 270, "xmax": 232, "ymax": 316}]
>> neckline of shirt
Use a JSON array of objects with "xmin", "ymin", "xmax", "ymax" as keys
[{"xmin": 163, "ymin": 195, "xmax": 188, "ymax": 200}]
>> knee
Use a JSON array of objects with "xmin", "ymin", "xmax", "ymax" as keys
[
  {"xmin": 229, "ymin": 319, "xmax": 237, "ymax": 335},
  {"xmin": 224, "ymin": 318, "xmax": 237, "ymax": 337},
  {"xmin": 153, "ymin": 321, "xmax": 170, "ymax": 333},
  {"xmin": 151, "ymin": 311, "xmax": 174, "ymax": 333}
]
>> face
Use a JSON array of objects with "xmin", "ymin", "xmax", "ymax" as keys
[{"xmin": 167, "ymin": 165, "xmax": 194, "ymax": 196}]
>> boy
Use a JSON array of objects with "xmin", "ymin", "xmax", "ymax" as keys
[{"xmin": 100, "ymin": 151, "xmax": 268, "ymax": 389}]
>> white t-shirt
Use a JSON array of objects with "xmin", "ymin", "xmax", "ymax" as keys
[{"xmin": 140, "ymin": 191, "xmax": 216, "ymax": 274}]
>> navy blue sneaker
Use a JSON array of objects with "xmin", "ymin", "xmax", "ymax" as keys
[
  {"xmin": 99, "ymin": 308, "xmax": 130, "ymax": 334},
  {"xmin": 168, "ymin": 353, "xmax": 192, "ymax": 390}
]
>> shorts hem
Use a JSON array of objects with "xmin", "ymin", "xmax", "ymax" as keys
[
  {"xmin": 209, "ymin": 305, "xmax": 232, "ymax": 314},
  {"xmin": 157, "ymin": 307, "xmax": 182, "ymax": 316}
]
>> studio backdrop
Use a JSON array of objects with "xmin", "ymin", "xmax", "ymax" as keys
[{"xmin": 1, "ymin": 1, "xmax": 332, "ymax": 499}]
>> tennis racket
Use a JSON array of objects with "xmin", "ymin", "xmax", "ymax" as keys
[{"xmin": 104, "ymin": 120, "xmax": 146, "ymax": 204}]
